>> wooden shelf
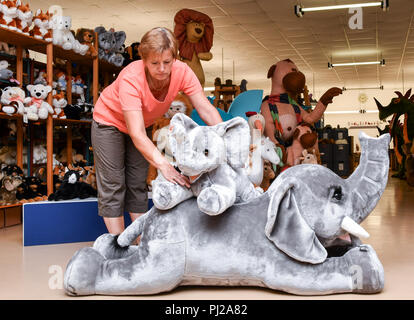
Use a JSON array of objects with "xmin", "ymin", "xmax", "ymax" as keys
[
  {"xmin": 0, "ymin": 112, "xmax": 22, "ymax": 120},
  {"xmin": 0, "ymin": 203, "xmax": 22, "ymax": 209},
  {"xmin": 53, "ymin": 118, "xmax": 92, "ymax": 125},
  {"xmin": 99, "ymin": 59, "xmax": 123, "ymax": 74},
  {"xmin": 0, "ymin": 27, "xmax": 48, "ymax": 53}
]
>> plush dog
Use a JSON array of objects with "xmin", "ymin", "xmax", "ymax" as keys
[
  {"xmin": 26, "ymin": 84, "xmax": 54, "ymax": 120},
  {"xmin": 261, "ymin": 59, "xmax": 342, "ymax": 150},
  {"xmin": 1, "ymin": 175, "xmax": 23, "ymax": 205},
  {"xmin": 75, "ymin": 28, "xmax": 98, "ymax": 57},
  {"xmin": 174, "ymin": 9, "xmax": 214, "ymax": 87}
]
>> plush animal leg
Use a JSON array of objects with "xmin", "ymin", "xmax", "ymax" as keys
[
  {"xmin": 93, "ymin": 233, "xmax": 139, "ymax": 260},
  {"xmin": 152, "ymin": 176, "xmax": 193, "ymax": 210},
  {"xmin": 197, "ymin": 184, "xmax": 236, "ymax": 216},
  {"xmin": 263, "ymin": 245, "xmax": 383, "ymax": 295},
  {"xmin": 64, "ymin": 240, "xmax": 186, "ymax": 296}
]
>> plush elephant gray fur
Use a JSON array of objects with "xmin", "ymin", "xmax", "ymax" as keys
[
  {"xmin": 152, "ymin": 113, "xmax": 262, "ymax": 216},
  {"xmin": 64, "ymin": 132, "xmax": 389, "ymax": 296}
]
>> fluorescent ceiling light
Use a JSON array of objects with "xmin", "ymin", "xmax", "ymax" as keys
[
  {"xmin": 204, "ymin": 87, "xmax": 215, "ymax": 91},
  {"xmin": 295, "ymin": 0, "xmax": 389, "ymax": 17},
  {"xmin": 325, "ymin": 110, "xmax": 379, "ymax": 114},
  {"xmin": 328, "ymin": 59, "xmax": 385, "ymax": 68}
]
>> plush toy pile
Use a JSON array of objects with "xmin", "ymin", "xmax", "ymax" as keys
[
  {"xmin": 94, "ymin": 26, "xmax": 126, "ymax": 67},
  {"xmin": 63, "ymin": 113, "xmax": 390, "ymax": 296}
]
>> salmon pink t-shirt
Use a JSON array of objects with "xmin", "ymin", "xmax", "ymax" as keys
[{"xmin": 93, "ymin": 59, "xmax": 202, "ymax": 133}]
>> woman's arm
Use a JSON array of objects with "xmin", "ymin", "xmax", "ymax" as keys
[
  {"xmin": 123, "ymin": 110, "xmax": 190, "ymax": 188},
  {"xmin": 188, "ymin": 91, "xmax": 223, "ymax": 126}
]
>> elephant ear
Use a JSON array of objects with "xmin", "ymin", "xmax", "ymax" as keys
[
  {"xmin": 212, "ymin": 116, "xmax": 250, "ymax": 168},
  {"xmin": 169, "ymin": 113, "xmax": 198, "ymax": 155},
  {"xmin": 265, "ymin": 178, "xmax": 327, "ymax": 264}
]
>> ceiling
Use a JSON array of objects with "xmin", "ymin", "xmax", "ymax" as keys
[{"xmin": 28, "ymin": 0, "xmax": 414, "ymax": 98}]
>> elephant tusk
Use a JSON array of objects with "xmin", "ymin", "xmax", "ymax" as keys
[{"xmin": 341, "ymin": 216, "xmax": 370, "ymax": 239}]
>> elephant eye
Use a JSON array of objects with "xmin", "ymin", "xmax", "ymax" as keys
[
  {"xmin": 204, "ymin": 149, "xmax": 209, "ymax": 156},
  {"xmin": 332, "ymin": 187, "xmax": 343, "ymax": 201}
]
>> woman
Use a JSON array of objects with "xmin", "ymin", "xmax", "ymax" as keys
[{"xmin": 92, "ymin": 27, "xmax": 222, "ymax": 235}]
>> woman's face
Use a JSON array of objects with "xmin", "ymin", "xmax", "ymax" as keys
[{"xmin": 144, "ymin": 50, "xmax": 174, "ymax": 82}]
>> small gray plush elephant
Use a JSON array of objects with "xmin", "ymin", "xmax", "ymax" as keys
[
  {"xmin": 152, "ymin": 113, "xmax": 262, "ymax": 216},
  {"xmin": 64, "ymin": 132, "xmax": 390, "ymax": 296},
  {"xmin": 94, "ymin": 26, "xmax": 126, "ymax": 67}
]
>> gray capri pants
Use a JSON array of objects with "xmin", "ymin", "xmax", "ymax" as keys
[{"xmin": 91, "ymin": 119, "xmax": 152, "ymax": 217}]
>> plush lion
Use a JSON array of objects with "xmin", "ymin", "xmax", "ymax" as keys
[
  {"xmin": 174, "ymin": 9, "xmax": 214, "ymax": 87},
  {"xmin": 75, "ymin": 28, "xmax": 98, "ymax": 57}
]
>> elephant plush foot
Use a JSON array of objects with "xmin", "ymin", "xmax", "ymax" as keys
[
  {"xmin": 64, "ymin": 247, "xmax": 104, "ymax": 296},
  {"xmin": 345, "ymin": 245, "xmax": 384, "ymax": 293},
  {"xmin": 93, "ymin": 233, "xmax": 139, "ymax": 260},
  {"xmin": 197, "ymin": 186, "xmax": 235, "ymax": 216}
]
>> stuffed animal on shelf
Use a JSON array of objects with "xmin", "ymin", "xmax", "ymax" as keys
[
  {"xmin": 0, "ymin": 175, "xmax": 23, "ymax": 205},
  {"xmin": 152, "ymin": 113, "xmax": 262, "ymax": 216},
  {"xmin": 51, "ymin": 15, "xmax": 89, "ymax": 55},
  {"xmin": 75, "ymin": 28, "xmax": 98, "ymax": 57},
  {"xmin": 95, "ymin": 26, "xmax": 126, "ymax": 66},
  {"xmin": 1, "ymin": 164, "xmax": 23, "ymax": 177},
  {"xmin": 261, "ymin": 59, "xmax": 342, "ymax": 153},
  {"xmin": 0, "ymin": 146, "xmax": 17, "ymax": 165},
  {"xmin": 82, "ymin": 166, "xmax": 97, "ymax": 190},
  {"xmin": 16, "ymin": 0, "xmax": 33, "ymax": 35},
  {"xmin": 72, "ymin": 75, "xmax": 87, "ymax": 101},
  {"xmin": 48, "ymin": 167, "xmax": 97, "ymax": 201},
  {"xmin": 17, "ymin": 176, "xmax": 47, "ymax": 202},
  {"xmin": 1, "ymin": 86, "xmax": 25, "ymax": 116},
  {"xmin": 0, "ymin": 0, "xmax": 19, "ymax": 31},
  {"xmin": 34, "ymin": 70, "xmax": 48, "ymax": 86},
  {"xmin": 286, "ymin": 123, "xmax": 319, "ymax": 166},
  {"xmin": 260, "ymin": 160, "xmax": 275, "ymax": 192},
  {"xmin": 300, "ymin": 149, "xmax": 319, "ymax": 165},
  {"xmin": 29, "ymin": 9, "xmax": 52, "ymax": 42},
  {"xmin": 122, "ymin": 42, "xmax": 141, "ymax": 66},
  {"xmin": 55, "ymin": 71, "xmax": 67, "ymax": 91},
  {"xmin": 26, "ymin": 84, "xmax": 54, "ymax": 120},
  {"xmin": 174, "ymin": 9, "xmax": 214, "ymax": 87},
  {"xmin": 52, "ymin": 90, "xmax": 67, "ymax": 119},
  {"xmin": 0, "ymin": 60, "xmax": 13, "ymax": 81}
]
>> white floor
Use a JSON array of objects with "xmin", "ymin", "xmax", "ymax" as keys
[{"xmin": 1, "ymin": 173, "xmax": 414, "ymax": 300}]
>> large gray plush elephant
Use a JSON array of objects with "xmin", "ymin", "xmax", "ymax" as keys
[
  {"xmin": 152, "ymin": 113, "xmax": 262, "ymax": 215},
  {"xmin": 64, "ymin": 131, "xmax": 390, "ymax": 296}
]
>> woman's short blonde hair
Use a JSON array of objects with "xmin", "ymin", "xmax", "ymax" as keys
[{"xmin": 138, "ymin": 27, "xmax": 178, "ymax": 60}]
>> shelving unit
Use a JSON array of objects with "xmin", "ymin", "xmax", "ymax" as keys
[
  {"xmin": 0, "ymin": 26, "xmax": 120, "ymax": 200},
  {"xmin": 212, "ymin": 82, "xmax": 241, "ymax": 112}
]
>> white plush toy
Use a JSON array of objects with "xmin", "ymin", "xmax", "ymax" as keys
[
  {"xmin": 1, "ymin": 86, "xmax": 25, "ymax": 115},
  {"xmin": 26, "ymin": 84, "xmax": 54, "ymax": 120},
  {"xmin": 51, "ymin": 16, "xmax": 89, "ymax": 55}
]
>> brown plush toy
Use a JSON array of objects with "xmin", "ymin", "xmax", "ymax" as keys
[
  {"xmin": 174, "ymin": 9, "xmax": 214, "ymax": 87},
  {"xmin": 75, "ymin": 28, "xmax": 98, "ymax": 57},
  {"xmin": 1, "ymin": 175, "xmax": 23, "ymax": 205},
  {"xmin": 286, "ymin": 123, "xmax": 320, "ymax": 166},
  {"xmin": 260, "ymin": 160, "xmax": 276, "ymax": 192},
  {"xmin": 261, "ymin": 59, "xmax": 342, "ymax": 155}
]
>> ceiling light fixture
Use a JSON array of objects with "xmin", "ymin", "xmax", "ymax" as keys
[
  {"xmin": 328, "ymin": 59, "xmax": 385, "ymax": 68},
  {"xmin": 342, "ymin": 86, "xmax": 384, "ymax": 91},
  {"xmin": 324, "ymin": 110, "xmax": 379, "ymax": 114},
  {"xmin": 295, "ymin": 0, "xmax": 389, "ymax": 17}
]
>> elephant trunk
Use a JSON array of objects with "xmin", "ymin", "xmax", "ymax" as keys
[{"xmin": 346, "ymin": 132, "xmax": 390, "ymax": 224}]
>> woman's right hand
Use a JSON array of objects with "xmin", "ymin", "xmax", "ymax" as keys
[{"xmin": 159, "ymin": 160, "xmax": 190, "ymax": 188}]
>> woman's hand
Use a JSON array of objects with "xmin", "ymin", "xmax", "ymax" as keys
[{"xmin": 159, "ymin": 160, "xmax": 191, "ymax": 188}]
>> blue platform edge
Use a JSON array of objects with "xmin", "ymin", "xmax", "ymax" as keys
[{"xmin": 23, "ymin": 197, "xmax": 154, "ymax": 246}]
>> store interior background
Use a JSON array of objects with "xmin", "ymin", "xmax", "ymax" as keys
[{"xmin": 26, "ymin": 0, "xmax": 414, "ymax": 147}]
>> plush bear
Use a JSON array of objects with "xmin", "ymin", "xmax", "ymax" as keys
[
  {"xmin": 29, "ymin": 9, "xmax": 52, "ymax": 42},
  {"xmin": 16, "ymin": 0, "xmax": 32, "ymax": 35},
  {"xmin": 1, "ymin": 86, "xmax": 25, "ymax": 115},
  {"xmin": 261, "ymin": 59, "xmax": 342, "ymax": 158},
  {"xmin": 174, "ymin": 9, "xmax": 214, "ymax": 87},
  {"xmin": 260, "ymin": 160, "xmax": 276, "ymax": 192},
  {"xmin": 75, "ymin": 28, "xmax": 98, "ymax": 57},
  {"xmin": 52, "ymin": 90, "xmax": 67, "ymax": 119},
  {"xmin": 51, "ymin": 16, "xmax": 89, "ymax": 55},
  {"xmin": 48, "ymin": 168, "xmax": 97, "ymax": 201},
  {"xmin": 26, "ymin": 84, "xmax": 54, "ymax": 120}
]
